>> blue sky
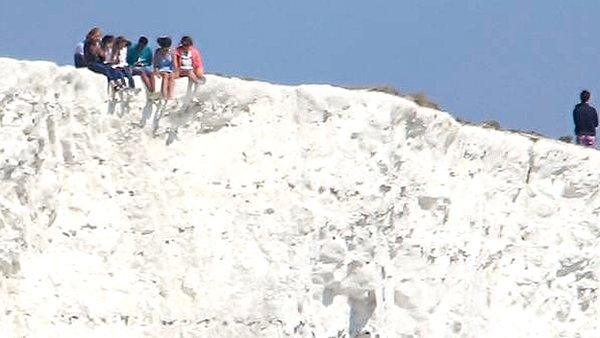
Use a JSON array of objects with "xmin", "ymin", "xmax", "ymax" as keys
[{"xmin": 0, "ymin": 0, "xmax": 598, "ymax": 137}]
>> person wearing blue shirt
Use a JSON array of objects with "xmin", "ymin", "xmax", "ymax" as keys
[
  {"xmin": 152, "ymin": 36, "xmax": 175, "ymax": 100},
  {"xmin": 127, "ymin": 36, "xmax": 155, "ymax": 94}
]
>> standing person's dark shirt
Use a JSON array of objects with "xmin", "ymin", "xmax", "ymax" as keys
[{"xmin": 573, "ymin": 102, "xmax": 598, "ymax": 136}]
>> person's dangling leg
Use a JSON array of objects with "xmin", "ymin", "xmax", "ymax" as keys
[
  {"xmin": 147, "ymin": 68, "xmax": 156, "ymax": 93},
  {"xmin": 134, "ymin": 67, "xmax": 155, "ymax": 94},
  {"xmin": 123, "ymin": 67, "xmax": 135, "ymax": 88},
  {"xmin": 89, "ymin": 62, "xmax": 121, "ymax": 91},
  {"xmin": 180, "ymin": 69, "xmax": 201, "ymax": 97},
  {"xmin": 186, "ymin": 78, "xmax": 194, "ymax": 97},
  {"xmin": 115, "ymin": 68, "xmax": 128, "ymax": 88},
  {"xmin": 160, "ymin": 73, "xmax": 169, "ymax": 99},
  {"xmin": 107, "ymin": 67, "xmax": 124, "ymax": 89},
  {"xmin": 88, "ymin": 62, "xmax": 113, "ymax": 79},
  {"xmin": 139, "ymin": 71, "xmax": 151, "ymax": 92},
  {"xmin": 167, "ymin": 73, "xmax": 175, "ymax": 100},
  {"xmin": 186, "ymin": 70, "xmax": 198, "ymax": 84}
]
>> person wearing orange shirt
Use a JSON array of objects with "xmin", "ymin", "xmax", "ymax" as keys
[{"xmin": 173, "ymin": 36, "xmax": 205, "ymax": 85}]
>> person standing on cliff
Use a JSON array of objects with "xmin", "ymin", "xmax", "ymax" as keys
[{"xmin": 573, "ymin": 90, "xmax": 598, "ymax": 148}]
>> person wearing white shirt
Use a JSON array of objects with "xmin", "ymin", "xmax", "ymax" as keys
[{"xmin": 113, "ymin": 36, "xmax": 135, "ymax": 89}]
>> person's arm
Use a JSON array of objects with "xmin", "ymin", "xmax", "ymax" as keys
[
  {"xmin": 141, "ymin": 48, "xmax": 152, "ymax": 66},
  {"xmin": 126, "ymin": 46, "xmax": 136, "ymax": 66},
  {"xmin": 90, "ymin": 41, "xmax": 105, "ymax": 59},
  {"xmin": 594, "ymin": 108, "xmax": 598, "ymax": 128},
  {"xmin": 113, "ymin": 48, "xmax": 121, "ymax": 65},
  {"xmin": 75, "ymin": 42, "xmax": 84, "ymax": 55},
  {"xmin": 172, "ymin": 48, "xmax": 181, "ymax": 71},
  {"xmin": 74, "ymin": 54, "xmax": 85, "ymax": 68},
  {"xmin": 573, "ymin": 107, "xmax": 580, "ymax": 129},
  {"xmin": 193, "ymin": 48, "xmax": 204, "ymax": 74},
  {"xmin": 107, "ymin": 47, "xmax": 119, "ymax": 65},
  {"xmin": 152, "ymin": 50, "xmax": 159, "ymax": 76}
]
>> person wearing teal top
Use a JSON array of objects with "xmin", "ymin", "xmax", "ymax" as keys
[{"xmin": 127, "ymin": 36, "xmax": 155, "ymax": 93}]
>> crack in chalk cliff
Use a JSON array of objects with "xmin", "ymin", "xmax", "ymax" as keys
[
  {"xmin": 512, "ymin": 141, "xmax": 538, "ymax": 202},
  {"xmin": 557, "ymin": 258, "xmax": 590, "ymax": 278},
  {"xmin": 525, "ymin": 142, "xmax": 536, "ymax": 185},
  {"xmin": 512, "ymin": 141, "xmax": 536, "ymax": 203}
]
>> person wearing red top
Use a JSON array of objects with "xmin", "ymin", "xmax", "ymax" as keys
[{"xmin": 173, "ymin": 36, "xmax": 205, "ymax": 85}]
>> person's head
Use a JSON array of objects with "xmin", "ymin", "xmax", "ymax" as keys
[
  {"xmin": 115, "ymin": 36, "xmax": 129, "ymax": 49},
  {"xmin": 86, "ymin": 27, "xmax": 102, "ymax": 41},
  {"xmin": 581, "ymin": 90, "xmax": 591, "ymax": 103},
  {"xmin": 101, "ymin": 35, "xmax": 115, "ymax": 48},
  {"xmin": 157, "ymin": 36, "xmax": 172, "ymax": 51},
  {"xmin": 180, "ymin": 36, "xmax": 193, "ymax": 52},
  {"xmin": 138, "ymin": 36, "xmax": 148, "ymax": 47}
]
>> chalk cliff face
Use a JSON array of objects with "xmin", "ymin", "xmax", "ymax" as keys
[{"xmin": 1, "ymin": 58, "xmax": 600, "ymax": 337}]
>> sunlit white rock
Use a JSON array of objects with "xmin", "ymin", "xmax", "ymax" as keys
[{"xmin": 1, "ymin": 58, "xmax": 599, "ymax": 337}]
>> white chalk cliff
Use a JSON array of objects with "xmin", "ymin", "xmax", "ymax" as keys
[{"xmin": 1, "ymin": 58, "xmax": 600, "ymax": 338}]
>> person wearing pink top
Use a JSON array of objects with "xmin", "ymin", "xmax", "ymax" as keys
[{"xmin": 173, "ymin": 36, "xmax": 205, "ymax": 85}]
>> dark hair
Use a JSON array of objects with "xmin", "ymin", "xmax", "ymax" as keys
[
  {"xmin": 180, "ymin": 36, "xmax": 193, "ymax": 46},
  {"xmin": 138, "ymin": 36, "xmax": 148, "ymax": 46},
  {"xmin": 115, "ymin": 36, "xmax": 129, "ymax": 47},
  {"xmin": 157, "ymin": 36, "xmax": 172, "ymax": 48},
  {"xmin": 581, "ymin": 90, "xmax": 591, "ymax": 103},
  {"xmin": 101, "ymin": 35, "xmax": 115, "ymax": 46}
]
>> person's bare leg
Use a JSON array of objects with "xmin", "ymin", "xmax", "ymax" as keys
[
  {"xmin": 160, "ymin": 73, "xmax": 169, "ymax": 99},
  {"xmin": 140, "ymin": 72, "xmax": 152, "ymax": 92},
  {"xmin": 187, "ymin": 70, "xmax": 199, "ymax": 84},
  {"xmin": 195, "ymin": 68, "xmax": 205, "ymax": 83},
  {"xmin": 176, "ymin": 70, "xmax": 193, "ymax": 96},
  {"xmin": 148, "ymin": 73, "xmax": 156, "ymax": 92},
  {"xmin": 190, "ymin": 68, "xmax": 204, "ymax": 95},
  {"xmin": 186, "ymin": 75, "xmax": 194, "ymax": 96},
  {"xmin": 167, "ymin": 74, "xmax": 175, "ymax": 100}
]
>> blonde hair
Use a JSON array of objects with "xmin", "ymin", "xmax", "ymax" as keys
[{"xmin": 86, "ymin": 27, "xmax": 101, "ymax": 40}]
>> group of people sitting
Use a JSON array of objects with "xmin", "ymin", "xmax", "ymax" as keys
[
  {"xmin": 72, "ymin": 27, "xmax": 597, "ymax": 150},
  {"xmin": 74, "ymin": 27, "xmax": 204, "ymax": 100}
]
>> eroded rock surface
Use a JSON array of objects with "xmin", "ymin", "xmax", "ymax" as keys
[{"xmin": 1, "ymin": 58, "xmax": 599, "ymax": 337}]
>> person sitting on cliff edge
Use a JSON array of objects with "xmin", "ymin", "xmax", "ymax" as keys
[
  {"xmin": 127, "ymin": 36, "xmax": 155, "ymax": 94},
  {"xmin": 173, "ymin": 36, "xmax": 205, "ymax": 98},
  {"xmin": 83, "ymin": 27, "xmax": 127, "ymax": 92},
  {"xmin": 573, "ymin": 90, "xmax": 598, "ymax": 148}
]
